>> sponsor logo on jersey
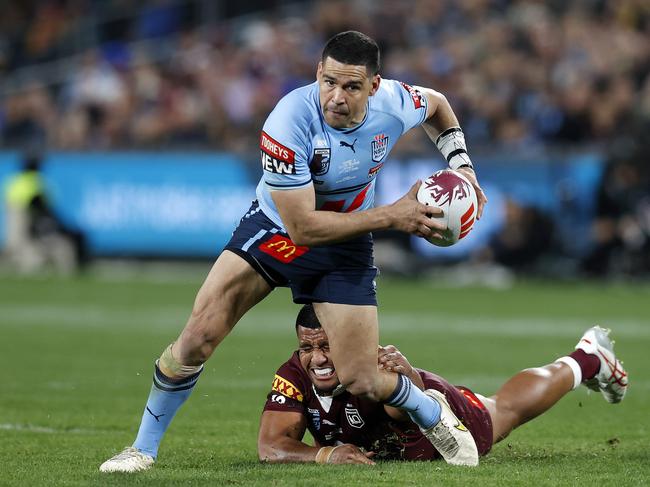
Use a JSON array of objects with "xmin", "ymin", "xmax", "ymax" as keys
[
  {"xmin": 371, "ymin": 134, "xmax": 389, "ymax": 162},
  {"xmin": 259, "ymin": 235, "xmax": 309, "ymax": 264},
  {"xmin": 307, "ymin": 408, "xmax": 321, "ymax": 430},
  {"xmin": 399, "ymin": 81, "xmax": 425, "ymax": 109},
  {"xmin": 344, "ymin": 405, "xmax": 365, "ymax": 428},
  {"xmin": 260, "ymin": 131, "xmax": 296, "ymax": 174},
  {"xmin": 368, "ymin": 162, "xmax": 383, "ymax": 178},
  {"xmin": 271, "ymin": 374, "xmax": 303, "ymax": 402},
  {"xmin": 339, "ymin": 138, "xmax": 357, "ymax": 153},
  {"xmin": 310, "ymin": 148, "xmax": 331, "ymax": 176},
  {"xmin": 271, "ymin": 394, "xmax": 286, "ymax": 404}
]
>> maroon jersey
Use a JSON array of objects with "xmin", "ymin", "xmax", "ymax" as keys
[{"xmin": 263, "ymin": 352, "xmax": 493, "ymax": 461}]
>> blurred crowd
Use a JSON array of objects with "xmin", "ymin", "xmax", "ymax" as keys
[
  {"xmin": 1, "ymin": 0, "xmax": 649, "ymax": 278},
  {"xmin": 0, "ymin": 0, "xmax": 648, "ymax": 155}
]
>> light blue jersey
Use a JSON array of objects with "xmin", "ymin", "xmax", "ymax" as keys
[{"xmin": 256, "ymin": 79, "xmax": 428, "ymax": 229}]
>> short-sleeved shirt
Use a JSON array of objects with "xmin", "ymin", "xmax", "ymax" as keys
[
  {"xmin": 263, "ymin": 353, "xmax": 493, "ymax": 461},
  {"xmin": 224, "ymin": 79, "xmax": 428, "ymax": 305},
  {"xmin": 256, "ymin": 79, "xmax": 429, "ymax": 230}
]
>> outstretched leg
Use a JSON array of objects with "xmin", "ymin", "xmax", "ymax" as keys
[
  {"xmin": 480, "ymin": 362, "xmax": 575, "ymax": 443},
  {"xmin": 100, "ymin": 251, "xmax": 272, "ymax": 472},
  {"xmin": 480, "ymin": 326, "xmax": 628, "ymax": 444}
]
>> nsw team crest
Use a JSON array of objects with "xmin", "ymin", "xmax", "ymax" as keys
[
  {"xmin": 371, "ymin": 134, "xmax": 389, "ymax": 162},
  {"xmin": 310, "ymin": 148, "xmax": 331, "ymax": 176}
]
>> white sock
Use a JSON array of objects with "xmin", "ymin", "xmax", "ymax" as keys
[{"xmin": 555, "ymin": 356, "xmax": 582, "ymax": 390}]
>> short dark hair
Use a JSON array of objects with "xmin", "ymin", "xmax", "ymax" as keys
[
  {"xmin": 295, "ymin": 304, "xmax": 321, "ymax": 330},
  {"xmin": 321, "ymin": 31, "xmax": 380, "ymax": 75}
]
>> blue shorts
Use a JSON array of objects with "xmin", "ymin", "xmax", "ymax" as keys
[{"xmin": 224, "ymin": 201, "xmax": 378, "ymax": 306}]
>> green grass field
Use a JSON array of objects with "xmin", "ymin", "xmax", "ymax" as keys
[{"xmin": 1, "ymin": 269, "xmax": 649, "ymax": 486}]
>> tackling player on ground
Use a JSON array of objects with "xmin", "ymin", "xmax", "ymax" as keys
[
  {"xmin": 258, "ymin": 305, "xmax": 628, "ymax": 465},
  {"xmin": 100, "ymin": 31, "xmax": 488, "ymax": 472}
]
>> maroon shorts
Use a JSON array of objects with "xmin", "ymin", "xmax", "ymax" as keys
[{"xmin": 418, "ymin": 369, "xmax": 493, "ymax": 456}]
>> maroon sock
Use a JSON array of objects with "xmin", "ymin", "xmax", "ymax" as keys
[{"xmin": 569, "ymin": 349, "xmax": 601, "ymax": 381}]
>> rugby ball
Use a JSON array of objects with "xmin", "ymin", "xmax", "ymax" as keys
[{"xmin": 417, "ymin": 169, "xmax": 478, "ymax": 247}]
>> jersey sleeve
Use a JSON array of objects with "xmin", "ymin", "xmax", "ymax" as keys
[
  {"xmin": 259, "ymin": 92, "xmax": 313, "ymax": 191},
  {"xmin": 383, "ymin": 79, "xmax": 429, "ymax": 134},
  {"xmin": 263, "ymin": 358, "xmax": 308, "ymax": 413}
]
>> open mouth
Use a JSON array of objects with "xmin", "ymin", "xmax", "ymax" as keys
[{"xmin": 311, "ymin": 367, "xmax": 335, "ymax": 380}]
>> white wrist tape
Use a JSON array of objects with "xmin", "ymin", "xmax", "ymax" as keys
[
  {"xmin": 435, "ymin": 127, "xmax": 474, "ymax": 170},
  {"xmin": 315, "ymin": 445, "xmax": 340, "ymax": 463}
]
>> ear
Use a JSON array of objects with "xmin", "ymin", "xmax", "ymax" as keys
[
  {"xmin": 316, "ymin": 61, "xmax": 323, "ymax": 80},
  {"xmin": 369, "ymin": 74, "xmax": 381, "ymax": 96}
]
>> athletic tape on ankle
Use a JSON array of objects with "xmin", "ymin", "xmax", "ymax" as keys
[
  {"xmin": 315, "ymin": 446, "xmax": 339, "ymax": 464},
  {"xmin": 555, "ymin": 356, "xmax": 582, "ymax": 390},
  {"xmin": 159, "ymin": 343, "xmax": 203, "ymax": 379}
]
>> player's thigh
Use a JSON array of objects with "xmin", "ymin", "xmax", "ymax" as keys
[
  {"xmin": 475, "ymin": 393, "xmax": 516, "ymax": 444},
  {"xmin": 182, "ymin": 250, "xmax": 273, "ymax": 341},
  {"xmin": 312, "ymin": 303, "xmax": 379, "ymax": 383}
]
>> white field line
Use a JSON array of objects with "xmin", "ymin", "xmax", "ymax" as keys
[
  {"xmin": 0, "ymin": 423, "xmax": 99, "ymax": 435},
  {"xmin": 2, "ymin": 304, "xmax": 648, "ymax": 340},
  {"xmin": 379, "ymin": 313, "xmax": 650, "ymax": 339}
]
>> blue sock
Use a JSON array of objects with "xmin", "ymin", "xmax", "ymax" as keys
[
  {"xmin": 385, "ymin": 374, "xmax": 441, "ymax": 429},
  {"xmin": 132, "ymin": 362, "xmax": 202, "ymax": 458}
]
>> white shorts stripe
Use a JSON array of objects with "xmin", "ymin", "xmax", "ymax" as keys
[{"xmin": 242, "ymin": 229, "xmax": 268, "ymax": 252}]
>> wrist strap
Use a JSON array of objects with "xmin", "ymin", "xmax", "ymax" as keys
[
  {"xmin": 435, "ymin": 127, "xmax": 474, "ymax": 170},
  {"xmin": 315, "ymin": 446, "xmax": 338, "ymax": 463}
]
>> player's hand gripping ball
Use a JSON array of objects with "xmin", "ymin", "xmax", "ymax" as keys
[{"xmin": 417, "ymin": 169, "xmax": 478, "ymax": 247}]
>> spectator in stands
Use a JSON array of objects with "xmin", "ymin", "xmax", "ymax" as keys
[
  {"xmin": 0, "ymin": 0, "xmax": 646, "ymax": 151},
  {"xmin": 583, "ymin": 150, "xmax": 650, "ymax": 277}
]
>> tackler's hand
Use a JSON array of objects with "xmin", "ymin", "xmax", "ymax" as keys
[{"xmin": 378, "ymin": 344, "xmax": 415, "ymax": 377}]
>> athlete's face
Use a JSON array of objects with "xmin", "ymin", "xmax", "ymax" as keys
[
  {"xmin": 297, "ymin": 325, "xmax": 339, "ymax": 393},
  {"xmin": 317, "ymin": 56, "xmax": 380, "ymax": 129}
]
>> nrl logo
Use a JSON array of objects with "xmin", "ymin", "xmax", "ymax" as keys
[
  {"xmin": 310, "ymin": 148, "xmax": 331, "ymax": 176},
  {"xmin": 425, "ymin": 176, "xmax": 471, "ymax": 206},
  {"xmin": 345, "ymin": 406, "xmax": 365, "ymax": 428},
  {"xmin": 371, "ymin": 134, "xmax": 389, "ymax": 162}
]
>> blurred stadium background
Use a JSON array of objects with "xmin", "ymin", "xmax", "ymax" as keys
[
  {"xmin": 1, "ymin": 1, "xmax": 649, "ymax": 484},
  {"xmin": 1, "ymin": 0, "xmax": 648, "ymax": 278}
]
